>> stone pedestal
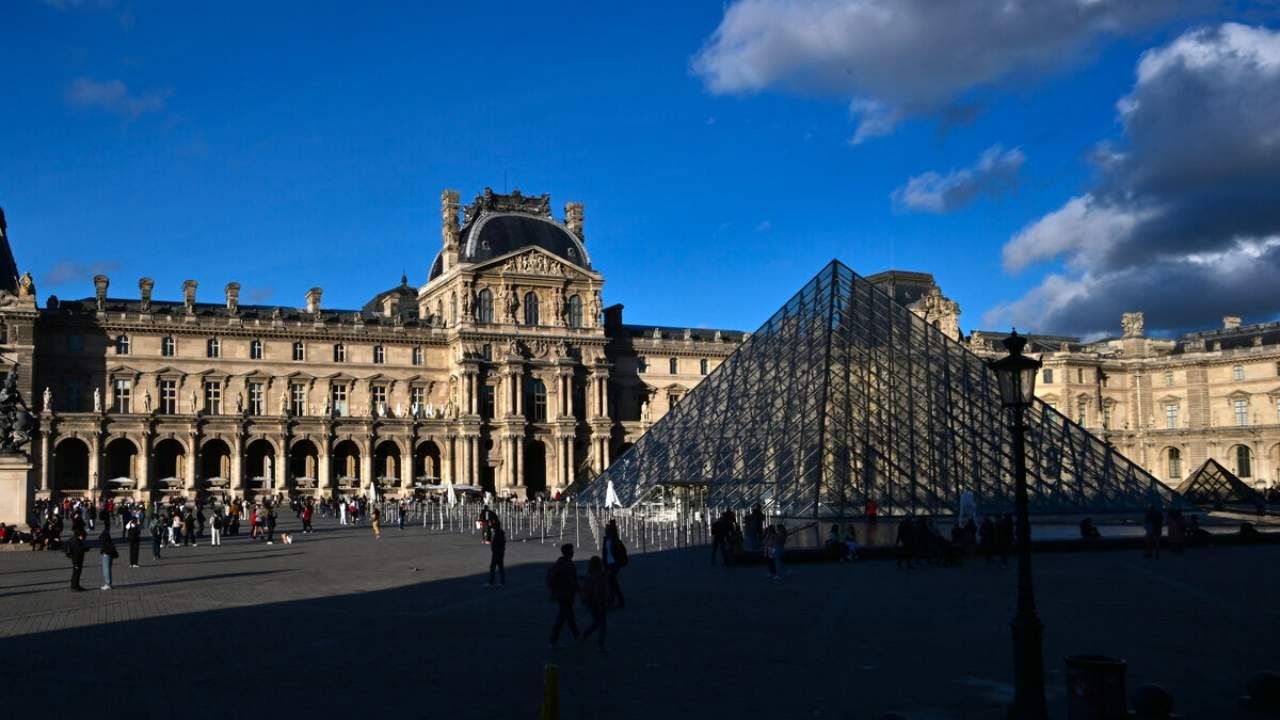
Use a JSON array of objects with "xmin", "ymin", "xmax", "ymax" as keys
[{"xmin": 0, "ymin": 452, "xmax": 33, "ymax": 527}]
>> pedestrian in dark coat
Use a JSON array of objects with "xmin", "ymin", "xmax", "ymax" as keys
[
  {"xmin": 547, "ymin": 544, "xmax": 580, "ymax": 647},
  {"xmin": 126, "ymin": 519, "xmax": 141, "ymax": 567},
  {"xmin": 98, "ymin": 528, "xmax": 118, "ymax": 590},
  {"xmin": 579, "ymin": 556, "xmax": 609, "ymax": 651},
  {"xmin": 488, "ymin": 519, "xmax": 506, "ymax": 586},
  {"xmin": 601, "ymin": 520, "xmax": 627, "ymax": 609},
  {"xmin": 66, "ymin": 529, "xmax": 87, "ymax": 591},
  {"xmin": 149, "ymin": 514, "xmax": 163, "ymax": 560}
]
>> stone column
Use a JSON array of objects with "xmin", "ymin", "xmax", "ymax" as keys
[
  {"xmin": 186, "ymin": 433, "xmax": 199, "ymax": 494},
  {"xmin": 137, "ymin": 432, "xmax": 152, "ymax": 496},
  {"xmin": 400, "ymin": 440, "xmax": 414, "ymax": 491},
  {"xmin": 460, "ymin": 435, "xmax": 472, "ymax": 485},
  {"xmin": 230, "ymin": 434, "xmax": 243, "ymax": 495},
  {"xmin": 275, "ymin": 437, "xmax": 288, "ymax": 492},
  {"xmin": 39, "ymin": 430, "xmax": 50, "ymax": 493},
  {"xmin": 515, "ymin": 435, "xmax": 524, "ymax": 490},
  {"xmin": 360, "ymin": 439, "xmax": 374, "ymax": 493},
  {"xmin": 441, "ymin": 435, "xmax": 454, "ymax": 485},
  {"xmin": 317, "ymin": 435, "xmax": 332, "ymax": 497},
  {"xmin": 89, "ymin": 432, "xmax": 102, "ymax": 496}
]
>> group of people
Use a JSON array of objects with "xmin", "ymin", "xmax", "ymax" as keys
[
  {"xmin": 546, "ymin": 519, "xmax": 628, "ymax": 652},
  {"xmin": 892, "ymin": 514, "xmax": 1016, "ymax": 569}
]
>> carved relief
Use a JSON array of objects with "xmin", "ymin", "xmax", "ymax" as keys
[{"xmin": 463, "ymin": 187, "xmax": 552, "ymax": 225}]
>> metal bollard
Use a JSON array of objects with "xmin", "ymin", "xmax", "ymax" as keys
[{"xmin": 540, "ymin": 663, "xmax": 560, "ymax": 720}]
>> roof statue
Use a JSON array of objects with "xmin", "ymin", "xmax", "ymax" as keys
[
  {"xmin": 581, "ymin": 260, "xmax": 1185, "ymax": 517},
  {"xmin": 463, "ymin": 186, "xmax": 552, "ymax": 225}
]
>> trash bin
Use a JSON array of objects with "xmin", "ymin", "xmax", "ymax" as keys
[{"xmin": 1065, "ymin": 654, "xmax": 1127, "ymax": 720}]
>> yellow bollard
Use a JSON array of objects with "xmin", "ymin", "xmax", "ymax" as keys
[{"xmin": 540, "ymin": 663, "xmax": 560, "ymax": 720}]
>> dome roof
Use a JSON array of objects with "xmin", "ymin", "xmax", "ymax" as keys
[
  {"xmin": 361, "ymin": 274, "xmax": 419, "ymax": 321},
  {"xmin": 429, "ymin": 212, "xmax": 589, "ymax": 281}
]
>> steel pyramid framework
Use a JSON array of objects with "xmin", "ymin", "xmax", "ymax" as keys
[
  {"xmin": 1175, "ymin": 458, "xmax": 1263, "ymax": 508},
  {"xmin": 584, "ymin": 261, "xmax": 1184, "ymax": 517}
]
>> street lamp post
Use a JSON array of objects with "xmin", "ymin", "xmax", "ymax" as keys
[{"xmin": 989, "ymin": 330, "xmax": 1047, "ymax": 720}]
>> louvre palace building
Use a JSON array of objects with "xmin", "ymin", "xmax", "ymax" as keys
[{"xmin": 0, "ymin": 188, "xmax": 1276, "ymax": 520}]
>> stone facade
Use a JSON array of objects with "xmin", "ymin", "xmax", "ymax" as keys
[{"xmin": 0, "ymin": 190, "xmax": 743, "ymax": 503}]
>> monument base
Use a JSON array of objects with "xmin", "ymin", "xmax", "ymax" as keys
[{"xmin": 0, "ymin": 452, "xmax": 33, "ymax": 527}]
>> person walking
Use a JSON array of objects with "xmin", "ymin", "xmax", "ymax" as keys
[
  {"xmin": 98, "ymin": 527, "xmax": 118, "ymax": 590},
  {"xmin": 547, "ymin": 543, "xmax": 580, "ymax": 647},
  {"xmin": 398, "ymin": 501, "xmax": 406, "ymax": 531},
  {"xmin": 487, "ymin": 518, "xmax": 506, "ymax": 587},
  {"xmin": 265, "ymin": 504, "xmax": 277, "ymax": 544},
  {"xmin": 301, "ymin": 501, "xmax": 313, "ymax": 534},
  {"xmin": 126, "ymin": 518, "xmax": 141, "ymax": 568},
  {"xmin": 710, "ymin": 511, "xmax": 731, "ymax": 565},
  {"xmin": 370, "ymin": 506, "xmax": 381, "ymax": 540},
  {"xmin": 149, "ymin": 513, "xmax": 163, "ymax": 560},
  {"xmin": 896, "ymin": 516, "xmax": 915, "ymax": 570},
  {"xmin": 772, "ymin": 523, "xmax": 789, "ymax": 579},
  {"xmin": 1144, "ymin": 505, "xmax": 1164, "ymax": 559},
  {"xmin": 66, "ymin": 527, "xmax": 88, "ymax": 591},
  {"xmin": 601, "ymin": 520, "xmax": 627, "ymax": 609},
  {"xmin": 210, "ymin": 512, "xmax": 223, "ymax": 546},
  {"xmin": 182, "ymin": 509, "xmax": 197, "ymax": 547},
  {"xmin": 579, "ymin": 556, "xmax": 609, "ymax": 652}
]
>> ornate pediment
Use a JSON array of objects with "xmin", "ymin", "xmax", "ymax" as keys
[{"xmin": 471, "ymin": 246, "xmax": 593, "ymax": 280}]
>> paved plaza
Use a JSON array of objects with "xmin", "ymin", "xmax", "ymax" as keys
[{"xmin": 1, "ymin": 514, "xmax": 1277, "ymax": 719}]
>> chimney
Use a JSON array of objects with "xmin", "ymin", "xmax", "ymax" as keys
[
  {"xmin": 225, "ymin": 282, "xmax": 240, "ymax": 314},
  {"xmin": 138, "ymin": 277, "xmax": 154, "ymax": 311},
  {"xmin": 1223, "ymin": 315, "xmax": 1242, "ymax": 330},
  {"xmin": 441, "ymin": 189, "xmax": 460, "ymax": 272},
  {"xmin": 305, "ymin": 287, "xmax": 322, "ymax": 315},
  {"xmin": 93, "ymin": 274, "xmax": 109, "ymax": 311},
  {"xmin": 182, "ymin": 279, "xmax": 198, "ymax": 313},
  {"xmin": 564, "ymin": 202, "xmax": 585, "ymax": 241}
]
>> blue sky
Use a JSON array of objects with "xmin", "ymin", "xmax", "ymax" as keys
[{"xmin": 3, "ymin": 1, "xmax": 1278, "ymax": 338}]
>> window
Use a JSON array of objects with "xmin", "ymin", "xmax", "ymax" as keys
[
  {"xmin": 115, "ymin": 335, "xmax": 130, "ymax": 355},
  {"xmin": 160, "ymin": 380, "xmax": 177, "ymax": 414},
  {"xmin": 1234, "ymin": 398, "xmax": 1249, "ymax": 426},
  {"xmin": 1102, "ymin": 403, "xmax": 1113, "ymax": 430},
  {"xmin": 250, "ymin": 339, "xmax": 263, "ymax": 360},
  {"xmin": 247, "ymin": 382, "xmax": 264, "ymax": 416},
  {"xmin": 700, "ymin": 358, "xmax": 708, "ymax": 375},
  {"xmin": 65, "ymin": 380, "xmax": 82, "ymax": 412},
  {"xmin": 1101, "ymin": 374, "xmax": 1109, "ymax": 388},
  {"xmin": 371, "ymin": 385, "xmax": 388, "ymax": 416},
  {"xmin": 668, "ymin": 391, "xmax": 682, "ymax": 408},
  {"xmin": 204, "ymin": 381, "xmax": 222, "ymax": 415},
  {"xmin": 412, "ymin": 346, "xmax": 423, "ymax": 366},
  {"xmin": 530, "ymin": 379, "xmax": 547, "ymax": 422},
  {"xmin": 1076, "ymin": 398, "xmax": 1088, "ymax": 425},
  {"xmin": 1165, "ymin": 403, "xmax": 1179, "ymax": 429},
  {"xmin": 1077, "ymin": 368, "xmax": 1084, "ymax": 384},
  {"xmin": 161, "ymin": 336, "xmax": 175, "ymax": 357},
  {"xmin": 1164, "ymin": 370, "xmax": 1173, "ymax": 386},
  {"xmin": 67, "ymin": 334, "xmax": 84, "ymax": 353},
  {"xmin": 409, "ymin": 387, "xmax": 425, "ymax": 413},
  {"xmin": 1237, "ymin": 445, "xmax": 1253, "ymax": 478},
  {"xmin": 477, "ymin": 290, "xmax": 494, "ymax": 324},
  {"xmin": 449, "ymin": 293, "xmax": 458, "ymax": 326},
  {"xmin": 206, "ymin": 338, "xmax": 221, "ymax": 359},
  {"xmin": 331, "ymin": 384, "xmax": 348, "ymax": 417},
  {"xmin": 1167, "ymin": 448, "xmax": 1182, "ymax": 479},
  {"xmin": 373, "ymin": 345, "xmax": 385, "ymax": 364},
  {"xmin": 1042, "ymin": 369, "xmax": 1053, "ymax": 384},
  {"xmin": 481, "ymin": 384, "xmax": 494, "ymax": 420},
  {"xmin": 1233, "ymin": 365, "xmax": 1245, "ymax": 381},
  {"xmin": 333, "ymin": 343, "xmax": 346, "ymax": 363},
  {"xmin": 291, "ymin": 383, "xmax": 306, "ymax": 416},
  {"xmin": 567, "ymin": 294, "xmax": 582, "ymax": 329},
  {"xmin": 523, "ymin": 291, "xmax": 539, "ymax": 326},
  {"xmin": 669, "ymin": 357, "xmax": 678, "ymax": 374},
  {"xmin": 637, "ymin": 357, "xmax": 648, "ymax": 374},
  {"xmin": 481, "ymin": 344, "xmax": 492, "ymax": 361},
  {"xmin": 292, "ymin": 341, "xmax": 305, "ymax": 361},
  {"xmin": 112, "ymin": 378, "xmax": 132, "ymax": 414}
]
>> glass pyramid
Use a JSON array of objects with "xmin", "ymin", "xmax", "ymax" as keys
[
  {"xmin": 1175, "ymin": 458, "xmax": 1262, "ymax": 507},
  {"xmin": 584, "ymin": 261, "xmax": 1184, "ymax": 517}
]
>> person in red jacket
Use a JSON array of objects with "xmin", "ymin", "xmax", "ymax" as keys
[{"xmin": 301, "ymin": 501, "xmax": 314, "ymax": 534}]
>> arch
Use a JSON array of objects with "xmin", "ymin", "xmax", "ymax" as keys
[
  {"xmin": 153, "ymin": 438, "xmax": 186, "ymax": 490},
  {"xmin": 290, "ymin": 439, "xmax": 320, "ymax": 489},
  {"xmin": 334, "ymin": 439, "xmax": 361, "ymax": 487},
  {"xmin": 477, "ymin": 289, "xmax": 494, "ymax": 323},
  {"xmin": 245, "ymin": 438, "xmax": 276, "ymax": 483},
  {"xmin": 104, "ymin": 437, "xmax": 139, "ymax": 491},
  {"xmin": 53, "ymin": 437, "xmax": 90, "ymax": 493},
  {"xmin": 1231, "ymin": 444, "xmax": 1254, "ymax": 479},
  {"xmin": 414, "ymin": 440, "xmax": 441, "ymax": 482},
  {"xmin": 523, "ymin": 291, "xmax": 539, "ymax": 326},
  {"xmin": 1163, "ymin": 446, "xmax": 1182, "ymax": 481},
  {"xmin": 200, "ymin": 438, "xmax": 232, "ymax": 490},
  {"xmin": 524, "ymin": 439, "xmax": 547, "ymax": 494},
  {"xmin": 375, "ymin": 439, "xmax": 402, "ymax": 481},
  {"xmin": 480, "ymin": 438, "xmax": 495, "ymax": 493}
]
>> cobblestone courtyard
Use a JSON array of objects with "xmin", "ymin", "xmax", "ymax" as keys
[{"xmin": 1, "ymin": 514, "xmax": 1276, "ymax": 719}]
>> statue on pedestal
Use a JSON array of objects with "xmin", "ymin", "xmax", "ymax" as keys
[
  {"xmin": 0, "ymin": 370, "xmax": 35, "ymax": 452},
  {"xmin": 93, "ymin": 387, "xmax": 102, "ymax": 413},
  {"xmin": 235, "ymin": 392, "xmax": 244, "ymax": 414},
  {"xmin": 142, "ymin": 389, "xmax": 152, "ymax": 414},
  {"xmin": 42, "ymin": 386, "xmax": 51, "ymax": 413},
  {"xmin": 279, "ymin": 389, "xmax": 289, "ymax": 416},
  {"xmin": 189, "ymin": 391, "xmax": 198, "ymax": 414}
]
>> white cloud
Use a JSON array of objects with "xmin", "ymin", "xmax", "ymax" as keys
[
  {"xmin": 65, "ymin": 78, "xmax": 168, "ymax": 119},
  {"xmin": 755, "ymin": 220, "xmax": 773, "ymax": 232},
  {"xmin": 892, "ymin": 144, "xmax": 1025, "ymax": 213},
  {"xmin": 992, "ymin": 23, "xmax": 1280, "ymax": 335},
  {"xmin": 692, "ymin": 0, "xmax": 1193, "ymax": 140}
]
